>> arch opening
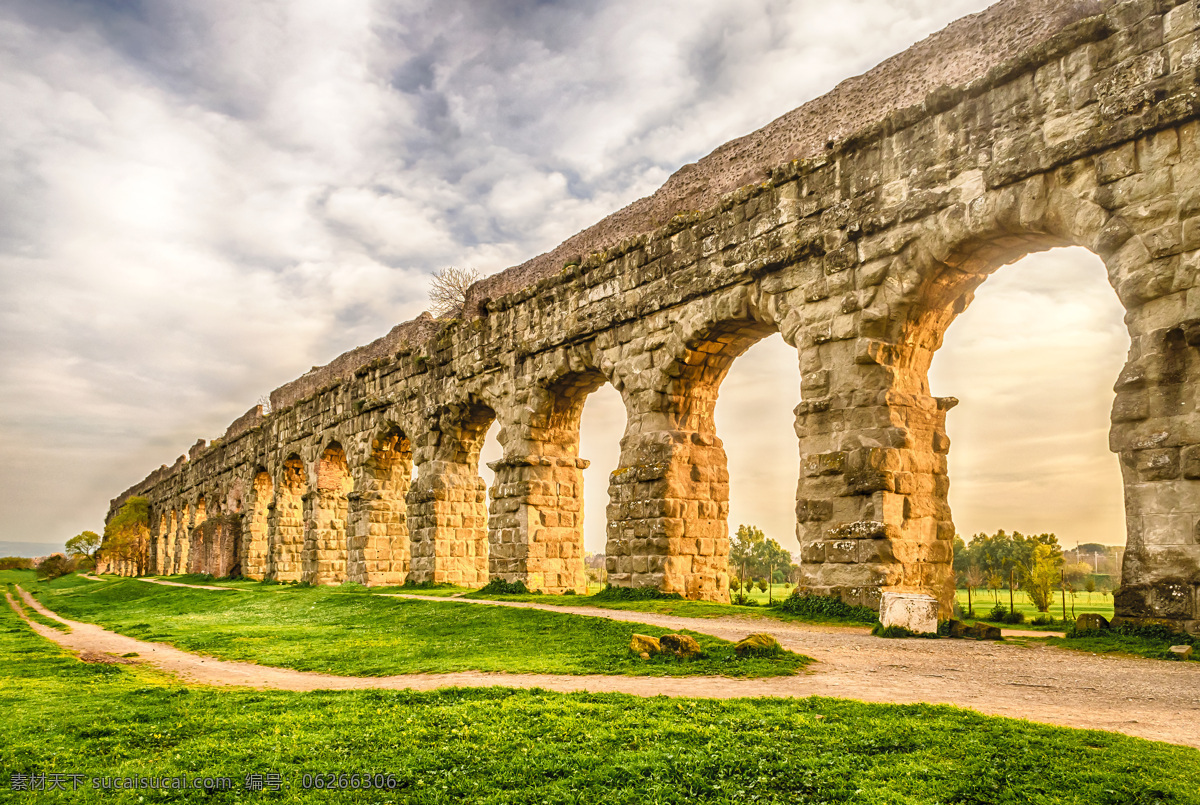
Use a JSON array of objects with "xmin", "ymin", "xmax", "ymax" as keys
[
  {"xmin": 305, "ymin": 442, "xmax": 353, "ymax": 584},
  {"xmin": 715, "ymin": 332, "xmax": 803, "ymax": 603},
  {"xmin": 928, "ymin": 246, "xmax": 1130, "ymax": 624},
  {"xmin": 350, "ymin": 427, "xmax": 415, "ymax": 585}
]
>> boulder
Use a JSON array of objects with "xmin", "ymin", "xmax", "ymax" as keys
[
  {"xmin": 1075, "ymin": 613, "xmax": 1110, "ymax": 633},
  {"xmin": 630, "ymin": 634, "xmax": 661, "ymax": 656},
  {"xmin": 734, "ymin": 633, "xmax": 783, "ymax": 658},
  {"xmin": 659, "ymin": 633, "xmax": 703, "ymax": 659},
  {"xmin": 967, "ymin": 623, "xmax": 1002, "ymax": 640},
  {"xmin": 1169, "ymin": 645, "xmax": 1194, "ymax": 661},
  {"xmin": 945, "ymin": 620, "xmax": 1000, "ymax": 640},
  {"xmin": 946, "ymin": 619, "xmax": 970, "ymax": 638}
]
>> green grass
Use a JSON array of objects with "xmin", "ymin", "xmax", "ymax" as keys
[
  {"xmin": 22, "ymin": 576, "xmax": 806, "ymax": 678},
  {"xmin": 956, "ymin": 589, "xmax": 1114, "ymax": 631},
  {"xmin": 463, "ymin": 588, "xmax": 876, "ymax": 627},
  {"xmin": 4, "ymin": 584, "xmax": 71, "ymax": 633},
  {"xmin": 2, "ymin": 603, "xmax": 1198, "ymax": 804},
  {"xmin": 152, "ymin": 575, "xmax": 478, "ymax": 597},
  {"xmin": 1044, "ymin": 632, "xmax": 1195, "ymax": 661}
]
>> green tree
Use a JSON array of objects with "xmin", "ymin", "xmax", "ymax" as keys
[
  {"xmin": 731, "ymin": 524, "xmax": 791, "ymax": 583},
  {"xmin": 1020, "ymin": 543, "xmax": 1062, "ymax": 612},
  {"xmin": 102, "ymin": 497, "xmax": 151, "ymax": 575},
  {"xmin": 951, "ymin": 535, "xmax": 970, "ymax": 575},
  {"xmin": 65, "ymin": 530, "xmax": 102, "ymax": 561}
]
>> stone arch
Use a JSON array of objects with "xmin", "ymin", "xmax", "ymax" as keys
[
  {"xmin": 267, "ymin": 453, "xmax": 307, "ymax": 582},
  {"xmin": 796, "ymin": 156, "xmax": 1200, "ymax": 626},
  {"xmin": 605, "ymin": 285, "xmax": 792, "ymax": 601},
  {"xmin": 348, "ymin": 424, "xmax": 414, "ymax": 585},
  {"xmin": 489, "ymin": 366, "xmax": 612, "ymax": 593},
  {"xmin": 242, "ymin": 467, "xmax": 272, "ymax": 580},
  {"xmin": 407, "ymin": 398, "xmax": 494, "ymax": 585},
  {"xmin": 303, "ymin": 441, "xmax": 353, "ymax": 584}
]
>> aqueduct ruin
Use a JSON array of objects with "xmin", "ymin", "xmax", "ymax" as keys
[{"xmin": 104, "ymin": 0, "xmax": 1200, "ymax": 633}]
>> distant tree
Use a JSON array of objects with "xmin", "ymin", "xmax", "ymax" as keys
[
  {"xmin": 987, "ymin": 572, "xmax": 1004, "ymax": 602},
  {"xmin": 65, "ymin": 530, "xmax": 102, "ymax": 561},
  {"xmin": 963, "ymin": 565, "xmax": 984, "ymax": 615},
  {"xmin": 1020, "ymin": 543, "xmax": 1062, "ymax": 613},
  {"xmin": 1085, "ymin": 576, "xmax": 1096, "ymax": 599},
  {"xmin": 756, "ymin": 578, "xmax": 768, "ymax": 593},
  {"xmin": 35, "ymin": 553, "xmax": 75, "ymax": 581},
  {"xmin": 952, "ymin": 535, "xmax": 970, "ymax": 574},
  {"xmin": 1064, "ymin": 561, "xmax": 1091, "ymax": 587},
  {"xmin": 0, "ymin": 557, "xmax": 33, "ymax": 570},
  {"xmin": 429, "ymin": 266, "xmax": 481, "ymax": 317}
]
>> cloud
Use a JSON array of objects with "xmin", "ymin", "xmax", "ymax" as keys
[{"xmin": 5, "ymin": 0, "xmax": 1130, "ymax": 561}]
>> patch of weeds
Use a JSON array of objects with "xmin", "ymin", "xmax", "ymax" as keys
[
  {"xmin": 774, "ymin": 591, "xmax": 879, "ymax": 625},
  {"xmin": 477, "ymin": 578, "xmax": 532, "ymax": 595},
  {"xmin": 591, "ymin": 584, "xmax": 682, "ymax": 602},
  {"xmin": 872, "ymin": 623, "xmax": 939, "ymax": 639}
]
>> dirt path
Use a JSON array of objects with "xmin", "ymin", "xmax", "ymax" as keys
[{"xmin": 10, "ymin": 586, "xmax": 1200, "ymax": 748}]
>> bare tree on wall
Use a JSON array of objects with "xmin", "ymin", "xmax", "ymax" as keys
[{"xmin": 429, "ymin": 266, "xmax": 481, "ymax": 318}]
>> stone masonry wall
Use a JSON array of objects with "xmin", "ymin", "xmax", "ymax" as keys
[{"xmin": 106, "ymin": 0, "xmax": 1200, "ymax": 633}]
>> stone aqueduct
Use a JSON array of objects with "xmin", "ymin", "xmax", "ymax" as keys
[{"xmin": 104, "ymin": 0, "xmax": 1200, "ymax": 632}]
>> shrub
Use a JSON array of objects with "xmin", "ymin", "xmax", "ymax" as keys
[
  {"xmin": 477, "ymin": 578, "xmax": 530, "ymax": 596},
  {"xmin": 1002, "ymin": 610, "xmax": 1026, "ymax": 625},
  {"xmin": 35, "ymin": 554, "xmax": 75, "ymax": 581},
  {"xmin": 774, "ymin": 591, "xmax": 879, "ymax": 624},
  {"xmin": 0, "ymin": 557, "xmax": 33, "ymax": 570},
  {"xmin": 591, "ymin": 585, "xmax": 682, "ymax": 602},
  {"xmin": 987, "ymin": 604, "xmax": 1008, "ymax": 622},
  {"xmin": 872, "ymin": 623, "xmax": 939, "ymax": 639},
  {"xmin": 1031, "ymin": 614, "xmax": 1054, "ymax": 626},
  {"xmin": 755, "ymin": 579, "xmax": 769, "ymax": 593}
]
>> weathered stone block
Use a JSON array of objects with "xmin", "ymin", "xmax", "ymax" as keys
[{"xmin": 879, "ymin": 592, "xmax": 939, "ymax": 635}]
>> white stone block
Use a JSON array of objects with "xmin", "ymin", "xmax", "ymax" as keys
[{"xmin": 880, "ymin": 592, "xmax": 939, "ymax": 635}]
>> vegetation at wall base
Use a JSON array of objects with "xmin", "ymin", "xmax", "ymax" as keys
[
  {"xmin": 475, "ymin": 578, "xmax": 532, "ymax": 596},
  {"xmin": 591, "ymin": 584, "xmax": 683, "ymax": 602},
  {"xmin": 3, "ymin": 599, "xmax": 1197, "ymax": 804},
  {"xmin": 872, "ymin": 623, "xmax": 940, "ymax": 639},
  {"xmin": 773, "ymin": 591, "xmax": 879, "ymax": 625}
]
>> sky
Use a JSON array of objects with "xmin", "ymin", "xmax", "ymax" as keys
[{"xmin": 0, "ymin": 0, "xmax": 1130, "ymax": 558}]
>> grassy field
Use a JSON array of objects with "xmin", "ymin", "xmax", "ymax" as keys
[
  {"xmin": 463, "ymin": 587, "xmax": 878, "ymax": 626},
  {"xmin": 956, "ymin": 588, "xmax": 1114, "ymax": 630},
  {"xmin": 2, "ymin": 600, "xmax": 1198, "ymax": 803},
  {"xmin": 16, "ymin": 572, "xmax": 807, "ymax": 678}
]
